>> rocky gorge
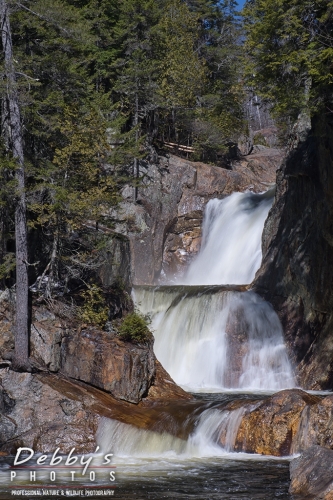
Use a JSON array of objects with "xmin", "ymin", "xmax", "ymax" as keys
[{"xmin": 0, "ymin": 132, "xmax": 333, "ymax": 498}]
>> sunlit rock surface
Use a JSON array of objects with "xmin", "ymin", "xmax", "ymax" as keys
[
  {"xmin": 61, "ymin": 328, "xmax": 155, "ymax": 404},
  {"xmin": 116, "ymin": 150, "xmax": 282, "ymax": 284}
]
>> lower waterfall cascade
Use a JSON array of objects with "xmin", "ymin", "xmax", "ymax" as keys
[{"xmin": 134, "ymin": 286, "xmax": 295, "ymax": 392}]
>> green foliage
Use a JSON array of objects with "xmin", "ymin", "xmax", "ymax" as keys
[
  {"xmin": 0, "ymin": 0, "xmax": 247, "ymax": 298},
  {"xmin": 118, "ymin": 311, "xmax": 152, "ymax": 344},
  {"xmin": 29, "ymin": 105, "xmax": 121, "ymax": 231},
  {"xmin": 0, "ymin": 253, "xmax": 16, "ymax": 281},
  {"xmin": 253, "ymin": 132, "xmax": 268, "ymax": 146},
  {"xmin": 243, "ymin": 0, "xmax": 333, "ymax": 120},
  {"xmin": 158, "ymin": 0, "xmax": 207, "ymax": 108},
  {"xmin": 80, "ymin": 284, "xmax": 109, "ymax": 327}
]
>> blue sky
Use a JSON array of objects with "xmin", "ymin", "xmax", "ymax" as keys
[{"xmin": 236, "ymin": 0, "xmax": 246, "ymax": 10}]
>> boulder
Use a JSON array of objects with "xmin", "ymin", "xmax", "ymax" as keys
[
  {"xmin": 60, "ymin": 328, "xmax": 155, "ymax": 404},
  {"xmin": 293, "ymin": 394, "xmax": 333, "ymax": 452},
  {"xmin": 0, "ymin": 370, "xmax": 99, "ymax": 454},
  {"xmin": 289, "ymin": 446, "xmax": 333, "ymax": 499},
  {"xmin": 220, "ymin": 389, "xmax": 321, "ymax": 456},
  {"xmin": 0, "ymin": 370, "xmax": 193, "ymax": 454}
]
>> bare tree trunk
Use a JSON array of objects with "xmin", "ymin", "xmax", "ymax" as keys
[
  {"xmin": 133, "ymin": 86, "xmax": 139, "ymax": 202},
  {"xmin": 1, "ymin": 0, "xmax": 30, "ymax": 370}
]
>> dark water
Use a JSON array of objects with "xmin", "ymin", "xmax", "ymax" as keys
[
  {"xmin": 0, "ymin": 458, "xmax": 292, "ymax": 499},
  {"xmin": 113, "ymin": 458, "xmax": 291, "ymax": 499},
  {"xmin": 0, "ymin": 392, "xmax": 294, "ymax": 500}
]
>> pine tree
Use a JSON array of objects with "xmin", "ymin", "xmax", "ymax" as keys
[
  {"xmin": 0, "ymin": 0, "xmax": 136, "ymax": 361},
  {"xmin": 243, "ymin": 0, "xmax": 333, "ymax": 121}
]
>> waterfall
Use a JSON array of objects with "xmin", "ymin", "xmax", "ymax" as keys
[
  {"xmin": 182, "ymin": 188, "xmax": 274, "ymax": 285},
  {"xmin": 134, "ymin": 286, "xmax": 295, "ymax": 392},
  {"xmin": 133, "ymin": 186, "xmax": 295, "ymax": 392},
  {"xmin": 97, "ymin": 406, "xmax": 252, "ymax": 459}
]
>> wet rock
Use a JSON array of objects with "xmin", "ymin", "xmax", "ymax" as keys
[
  {"xmin": 289, "ymin": 446, "xmax": 333, "ymax": 499},
  {"xmin": 228, "ymin": 389, "xmax": 320, "ymax": 456},
  {"xmin": 61, "ymin": 328, "xmax": 155, "ymax": 404},
  {"xmin": 143, "ymin": 360, "xmax": 192, "ymax": 403},
  {"xmin": 0, "ymin": 370, "xmax": 194, "ymax": 454},
  {"xmin": 253, "ymin": 114, "xmax": 333, "ymax": 389},
  {"xmin": 293, "ymin": 394, "xmax": 333, "ymax": 452}
]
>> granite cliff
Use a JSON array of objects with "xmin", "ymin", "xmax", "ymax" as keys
[{"xmin": 253, "ymin": 114, "xmax": 333, "ymax": 390}]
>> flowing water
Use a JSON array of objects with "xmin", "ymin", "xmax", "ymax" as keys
[
  {"xmin": 7, "ymin": 189, "xmax": 290, "ymax": 499},
  {"xmin": 134, "ymin": 286, "xmax": 295, "ymax": 392},
  {"xmin": 94, "ymin": 394, "xmax": 293, "ymax": 499},
  {"xmin": 182, "ymin": 188, "xmax": 275, "ymax": 285}
]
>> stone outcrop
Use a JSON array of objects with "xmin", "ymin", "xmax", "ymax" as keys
[
  {"xmin": 292, "ymin": 394, "xmax": 333, "ymax": 452},
  {"xmin": 116, "ymin": 150, "xmax": 282, "ymax": 284},
  {"xmin": 289, "ymin": 446, "xmax": 333, "ymax": 499},
  {"xmin": 0, "ymin": 290, "xmax": 190, "ymax": 405},
  {"xmin": 0, "ymin": 370, "xmax": 191, "ymax": 455},
  {"xmin": 219, "ymin": 389, "xmax": 320, "ymax": 456},
  {"xmin": 61, "ymin": 328, "xmax": 155, "ymax": 404},
  {"xmin": 253, "ymin": 114, "xmax": 333, "ymax": 390},
  {"xmin": 0, "ymin": 370, "xmax": 99, "ymax": 454},
  {"xmin": 218, "ymin": 389, "xmax": 333, "ymax": 457}
]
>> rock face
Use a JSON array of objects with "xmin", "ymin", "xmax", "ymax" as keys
[
  {"xmin": 116, "ymin": 150, "xmax": 281, "ymax": 284},
  {"xmin": 0, "ymin": 370, "xmax": 99, "ymax": 454},
  {"xmin": 61, "ymin": 328, "xmax": 155, "ymax": 404},
  {"xmin": 292, "ymin": 394, "xmax": 333, "ymax": 452},
  {"xmin": 253, "ymin": 114, "xmax": 333, "ymax": 389},
  {"xmin": 289, "ymin": 446, "xmax": 333, "ymax": 499},
  {"xmin": 217, "ymin": 389, "xmax": 333, "ymax": 457},
  {"xmin": 220, "ymin": 389, "xmax": 321, "ymax": 456},
  {"xmin": 0, "ymin": 370, "xmax": 191, "ymax": 455},
  {"xmin": 0, "ymin": 292, "xmax": 189, "ymax": 405}
]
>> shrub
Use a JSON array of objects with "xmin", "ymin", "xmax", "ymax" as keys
[
  {"xmin": 118, "ymin": 311, "xmax": 152, "ymax": 344},
  {"xmin": 80, "ymin": 284, "xmax": 109, "ymax": 327}
]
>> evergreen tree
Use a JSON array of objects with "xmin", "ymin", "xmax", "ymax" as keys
[
  {"xmin": 243, "ymin": 0, "xmax": 333, "ymax": 122},
  {"xmin": 0, "ymin": 0, "xmax": 137, "ymax": 362}
]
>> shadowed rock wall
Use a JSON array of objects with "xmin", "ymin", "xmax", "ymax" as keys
[{"xmin": 253, "ymin": 114, "xmax": 333, "ymax": 389}]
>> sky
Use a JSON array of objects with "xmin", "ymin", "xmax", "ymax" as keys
[{"xmin": 236, "ymin": 0, "xmax": 246, "ymax": 10}]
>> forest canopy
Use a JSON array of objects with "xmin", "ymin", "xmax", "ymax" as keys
[
  {"xmin": 1, "ymin": 0, "xmax": 332, "ymax": 368},
  {"xmin": 243, "ymin": 0, "xmax": 333, "ymax": 121}
]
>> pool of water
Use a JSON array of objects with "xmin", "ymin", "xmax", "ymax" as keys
[
  {"xmin": 0, "ymin": 392, "xmax": 298, "ymax": 500},
  {"xmin": 113, "ymin": 456, "xmax": 292, "ymax": 499}
]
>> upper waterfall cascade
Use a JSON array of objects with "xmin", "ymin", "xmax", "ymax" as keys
[{"xmin": 182, "ymin": 188, "xmax": 274, "ymax": 286}]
